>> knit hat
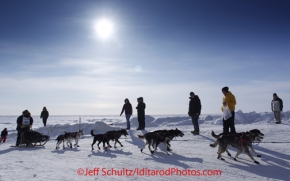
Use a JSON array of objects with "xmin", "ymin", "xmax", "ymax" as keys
[
  {"xmin": 222, "ymin": 87, "xmax": 229, "ymax": 92},
  {"xmin": 190, "ymin": 92, "xmax": 195, "ymax": 96}
]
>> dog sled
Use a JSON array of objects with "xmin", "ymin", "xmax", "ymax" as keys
[{"xmin": 13, "ymin": 130, "xmax": 50, "ymax": 147}]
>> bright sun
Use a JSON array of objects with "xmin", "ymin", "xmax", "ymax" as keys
[{"xmin": 95, "ymin": 19, "xmax": 114, "ymax": 39}]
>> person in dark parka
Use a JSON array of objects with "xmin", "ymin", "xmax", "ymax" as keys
[
  {"xmin": 136, "ymin": 97, "xmax": 146, "ymax": 130},
  {"xmin": 40, "ymin": 107, "xmax": 49, "ymax": 126},
  {"xmin": 16, "ymin": 110, "xmax": 33, "ymax": 146},
  {"xmin": 188, "ymin": 92, "xmax": 202, "ymax": 135},
  {"xmin": 120, "ymin": 98, "xmax": 133, "ymax": 130}
]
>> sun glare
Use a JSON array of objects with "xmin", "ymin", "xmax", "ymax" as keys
[{"xmin": 95, "ymin": 19, "xmax": 114, "ymax": 39}]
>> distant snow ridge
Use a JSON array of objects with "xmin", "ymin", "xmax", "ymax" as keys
[
  {"xmin": 116, "ymin": 115, "xmax": 155, "ymax": 127},
  {"xmin": 204, "ymin": 115, "xmax": 213, "ymax": 121},
  {"xmin": 106, "ymin": 111, "xmax": 289, "ymax": 128},
  {"xmin": 235, "ymin": 110, "xmax": 289, "ymax": 124},
  {"xmin": 212, "ymin": 110, "xmax": 289, "ymax": 125},
  {"xmin": 153, "ymin": 116, "xmax": 191, "ymax": 126}
]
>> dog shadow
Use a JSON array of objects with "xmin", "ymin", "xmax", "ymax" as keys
[
  {"xmin": 51, "ymin": 147, "xmax": 81, "ymax": 154},
  {"xmin": 144, "ymin": 151, "xmax": 203, "ymax": 169},
  {"xmin": 199, "ymin": 134, "xmax": 216, "ymax": 141},
  {"xmin": 109, "ymin": 148, "xmax": 133, "ymax": 156},
  {"xmin": 88, "ymin": 150, "xmax": 117, "ymax": 158},
  {"xmin": 188, "ymin": 130, "xmax": 290, "ymax": 180},
  {"xmin": 141, "ymin": 136, "xmax": 203, "ymax": 169},
  {"xmin": 247, "ymin": 144, "xmax": 290, "ymax": 180},
  {"xmin": 88, "ymin": 148, "xmax": 132, "ymax": 158},
  {"xmin": 228, "ymin": 154, "xmax": 290, "ymax": 180},
  {"xmin": 125, "ymin": 130, "xmax": 147, "ymax": 148},
  {"xmin": 254, "ymin": 144, "xmax": 290, "ymax": 162},
  {"xmin": 210, "ymin": 141, "xmax": 290, "ymax": 180}
]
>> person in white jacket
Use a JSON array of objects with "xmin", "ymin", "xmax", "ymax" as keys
[{"xmin": 271, "ymin": 93, "xmax": 283, "ymax": 124}]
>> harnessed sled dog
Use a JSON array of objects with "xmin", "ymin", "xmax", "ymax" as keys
[
  {"xmin": 90, "ymin": 130, "xmax": 111, "ymax": 150},
  {"xmin": 55, "ymin": 132, "xmax": 71, "ymax": 150},
  {"xmin": 210, "ymin": 129, "xmax": 264, "ymax": 164},
  {"xmin": 152, "ymin": 128, "xmax": 184, "ymax": 151},
  {"xmin": 104, "ymin": 129, "xmax": 128, "ymax": 148},
  {"xmin": 138, "ymin": 128, "xmax": 184, "ymax": 155},
  {"xmin": 138, "ymin": 131, "xmax": 169, "ymax": 155},
  {"xmin": 66, "ymin": 129, "xmax": 84, "ymax": 148},
  {"xmin": 91, "ymin": 129, "xmax": 128, "ymax": 150},
  {"xmin": 211, "ymin": 129, "xmax": 264, "ymax": 157},
  {"xmin": 55, "ymin": 129, "xmax": 84, "ymax": 149}
]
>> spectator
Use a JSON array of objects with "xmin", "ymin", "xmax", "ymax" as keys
[
  {"xmin": 136, "ymin": 97, "xmax": 146, "ymax": 130},
  {"xmin": 271, "ymin": 93, "xmax": 283, "ymax": 124},
  {"xmin": 120, "ymin": 98, "xmax": 133, "ymax": 130},
  {"xmin": 188, "ymin": 92, "xmax": 202, "ymax": 135},
  {"xmin": 221, "ymin": 86, "xmax": 236, "ymax": 134},
  {"xmin": 40, "ymin": 107, "xmax": 49, "ymax": 126}
]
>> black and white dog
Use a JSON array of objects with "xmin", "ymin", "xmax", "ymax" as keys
[
  {"xmin": 152, "ymin": 128, "xmax": 184, "ymax": 151},
  {"xmin": 138, "ymin": 131, "xmax": 169, "ymax": 155},
  {"xmin": 55, "ymin": 132, "xmax": 71, "ymax": 150},
  {"xmin": 66, "ymin": 129, "xmax": 84, "ymax": 148}
]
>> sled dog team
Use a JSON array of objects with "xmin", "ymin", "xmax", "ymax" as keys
[{"xmin": 54, "ymin": 127, "xmax": 264, "ymax": 164}]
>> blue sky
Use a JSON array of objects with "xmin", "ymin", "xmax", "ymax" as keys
[{"xmin": 0, "ymin": 0, "xmax": 289, "ymax": 115}]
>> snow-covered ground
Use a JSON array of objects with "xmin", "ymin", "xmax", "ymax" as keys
[{"xmin": 0, "ymin": 111, "xmax": 290, "ymax": 181}]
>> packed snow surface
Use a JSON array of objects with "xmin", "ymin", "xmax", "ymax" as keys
[{"xmin": 0, "ymin": 111, "xmax": 290, "ymax": 181}]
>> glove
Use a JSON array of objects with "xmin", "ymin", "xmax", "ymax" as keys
[{"xmin": 21, "ymin": 125, "xmax": 25, "ymax": 128}]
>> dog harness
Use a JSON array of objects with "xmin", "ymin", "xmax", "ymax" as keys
[
  {"xmin": 103, "ymin": 134, "xmax": 109, "ymax": 139},
  {"xmin": 239, "ymin": 132, "xmax": 248, "ymax": 148},
  {"xmin": 156, "ymin": 133, "xmax": 163, "ymax": 139},
  {"xmin": 69, "ymin": 130, "xmax": 83, "ymax": 138}
]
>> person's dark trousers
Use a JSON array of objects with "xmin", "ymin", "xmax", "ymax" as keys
[
  {"xmin": 223, "ymin": 111, "xmax": 236, "ymax": 134},
  {"xmin": 16, "ymin": 131, "xmax": 21, "ymax": 146},
  {"xmin": 138, "ymin": 116, "xmax": 145, "ymax": 129},
  {"xmin": 191, "ymin": 115, "xmax": 200, "ymax": 132},
  {"xmin": 141, "ymin": 117, "xmax": 145, "ymax": 129},
  {"xmin": 137, "ymin": 117, "xmax": 141, "ymax": 129},
  {"xmin": 43, "ymin": 118, "xmax": 47, "ymax": 126}
]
